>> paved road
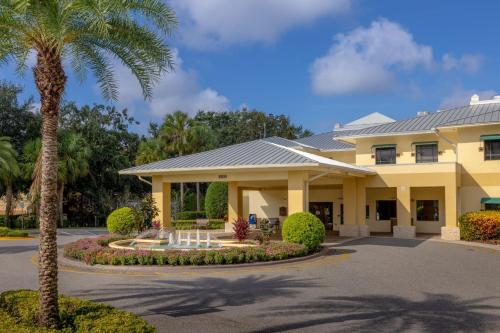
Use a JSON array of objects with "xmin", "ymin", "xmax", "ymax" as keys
[{"xmin": 1, "ymin": 230, "xmax": 499, "ymax": 332}]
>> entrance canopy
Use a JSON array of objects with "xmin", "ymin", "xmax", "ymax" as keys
[{"xmin": 119, "ymin": 139, "xmax": 375, "ymax": 178}]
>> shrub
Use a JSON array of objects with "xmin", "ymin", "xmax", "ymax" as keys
[
  {"xmin": 459, "ymin": 211, "xmax": 500, "ymax": 241},
  {"xmin": 176, "ymin": 211, "xmax": 206, "ymax": 220},
  {"xmin": 0, "ymin": 227, "xmax": 29, "ymax": 238},
  {"xmin": 13, "ymin": 215, "xmax": 37, "ymax": 229},
  {"xmin": 172, "ymin": 219, "xmax": 225, "ymax": 230},
  {"xmin": 133, "ymin": 194, "xmax": 159, "ymax": 231},
  {"xmin": 0, "ymin": 290, "xmax": 155, "ymax": 333},
  {"xmin": 282, "ymin": 212, "xmax": 325, "ymax": 251},
  {"xmin": 233, "ymin": 218, "xmax": 250, "ymax": 241},
  {"xmin": 205, "ymin": 182, "xmax": 228, "ymax": 219},
  {"xmin": 106, "ymin": 207, "xmax": 137, "ymax": 235},
  {"xmin": 64, "ymin": 236, "xmax": 308, "ymax": 266}
]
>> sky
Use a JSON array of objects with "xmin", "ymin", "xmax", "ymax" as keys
[{"xmin": 2, "ymin": 0, "xmax": 500, "ymax": 134}]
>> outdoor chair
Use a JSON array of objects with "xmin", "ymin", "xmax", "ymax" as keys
[
  {"xmin": 268, "ymin": 218, "xmax": 280, "ymax": 231},
  {"xmin": 196, "ymin": 218, "xmax": 210, "ymax": 230}
]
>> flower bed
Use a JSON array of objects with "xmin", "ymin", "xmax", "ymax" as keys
[
  {"xmin": 0, "ymin": 290, "xmax": 155, "ymax": 332},
  {"xmin": 459, "ymin": 211, "xmax": 500, "ymax": 242},
  {"xmin": 64, "ymin": 234, "xmax": 309, "ymax": 266}
]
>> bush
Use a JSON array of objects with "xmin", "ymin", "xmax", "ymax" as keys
[
  {"xmin": 0, "ymin": 227, "xmax": 29, "ymax": 238},
  {"xmin": 205, "ymin": 182, "xmax": 228, "ymax": 219},
  {"xmin": 106, "ymin": 207, "xmax": 137, "ymax": 235},
  {"xmin": 172, "ymin": 219, "xmax": 225, "ymax": 230},
  {"xmin": 282, "ymin": 212, "xmax": 325, "ymax": 251},
  {"xmin": 176, "ymin": 211, "xmax": 206, "ymax": 220},
  {"xmin": 0, "ymin": 290, "xmax": 155, "ymax": 333},
  {"xmin": 133, "ymin": 195, "xmax": 159, "ymax": 231},
  {"xmin": 459, "ymin": 211, "xmax": 500, "ymax": 241},
  {"xmin": 64, "ymin": 236, "xmax": 308, "ymax": 266},
  {"xmin": 233, "ymin": 218, "xmax": 250, "ymax": 241}
]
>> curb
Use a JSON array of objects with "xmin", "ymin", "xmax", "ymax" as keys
[
  {"xmin": 367, "ymin": 235, "xmax": 499, "ymax": 251},
  {"xmin": 57, "ymin": 238, "xmax": 358, "ymax": 274}
]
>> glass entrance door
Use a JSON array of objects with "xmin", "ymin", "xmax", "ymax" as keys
[{"xmin": 309, "ymin": 202, "xmax": 333, "ymax": 230}]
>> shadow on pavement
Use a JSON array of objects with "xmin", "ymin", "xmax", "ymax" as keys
[
  {"xmin": 73, "ymin": 275, "xmax": 318, "ymax": 317},
  {"xmin": 0, "ymin": 245, "xmax": 38, "ymax": 254},
  {"xmin": 336, "ymin": 237, "xmax": 426, "ymax": 248},
  {"xmin": 253, "ymin": 293, "xmax": 500, "ymax": 333}
]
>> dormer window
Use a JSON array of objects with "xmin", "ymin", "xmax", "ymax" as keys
[
  {"xmin": 374, "ymin": 145, "xmax": 396, "ymax": 165},
  {"xmin": 481, "ymin": 135, "xmax": 500, "ymax": 161}
]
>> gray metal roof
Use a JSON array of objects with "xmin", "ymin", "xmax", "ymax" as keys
[
  {"xmin": 120, "ymin": 139, "xmax": 373, "ymax": 175},
  {"xmin": 294, "ymin": 131, "xmax": 355, "ymax": 151},
  {"xmin": 336, "ymin": 103, "xmax": 500, "ymax": 138},
  {"xmin": 261, "ymin": 136, "xmax": 316, "ymax": 149}
]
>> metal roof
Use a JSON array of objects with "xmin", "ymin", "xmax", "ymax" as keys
[
  {"xmin": 294, "ymin": 131, "xmax": 355, "ymax": 151},
  {"xmin": 120, "ymin": 139, "xmax": 374, "ymax": 175},
  {"xmin": 336, "ymin": 103, "xmax": 500, "ymax": 138},
  {"xmin": 261, "ymin": 136, "xmax": 317, "ymax": 150}
]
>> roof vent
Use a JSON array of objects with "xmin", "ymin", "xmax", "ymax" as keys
[
  {"xmin": 416, "ymin": 111, "xmax": 429, "ymax": 117},
  {"xmin": 470, "ymin": 94, "xmax": 480, "ymax": 105}
]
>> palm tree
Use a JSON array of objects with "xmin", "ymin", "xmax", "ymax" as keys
[
  {"xmin": 0, "ymin": 1, "xmax": 176, "ymax": 327},
  {"xmin": 135, "ymin": 138, "xmax": 167, "ymax": 165},
  {"xmin": 24, "ymin": 132, "xmax": 91, "ymax": 225},
  {"xmin": 0, "ymin": 137, "xmax": 19, "ymax": 225},
  {"xmin": 160, "ymin": 111, "xmax": 215, "ymax": 211}
]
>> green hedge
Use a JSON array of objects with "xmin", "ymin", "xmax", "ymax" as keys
[
  {"xmin": 173, "ymin": 219, "xmax": 225, "ymax": 230},
  {"xmin": 175, "ymin": 211, "xmax": 206, "ymax": 220},
  {"xmin": 0, "ymin": 290, "xmax": 155, "ymax": 332},
  {"xmin": 459, "ymin": 211, "xmax": 500, "ymax": 241},
  {"xmin": 282, "ymin": 212, "xmax": 325, "ymax": 251},
  {"xmin": 64, "ymin": 235, "xmax": 308, "ymax": 266},
  {"xmin": 205, "ymin": 182, "xmax": 228, "ymax": 219},
  {"xmin": 0, "ymin": 227, "xmax": 29, "ymax": 238},
  {"xmin": 106, "ymin": 207, "xmax": 137, "ymax": 235}
]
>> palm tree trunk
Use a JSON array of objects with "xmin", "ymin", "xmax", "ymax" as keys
[
  {"xmin": 196, "ymin": 182, "xmax": 201, "ymax": 211},
  {"xmin": 58, "ymin": 183, "xmax": 64, "ymax": 227},
  {"xmin": 34, "ymin": 50, "xmax": 66, "ymax": 329},
  {"xmin": 5, "ymin": 181, "xmax": 13, "ymax": 227}
]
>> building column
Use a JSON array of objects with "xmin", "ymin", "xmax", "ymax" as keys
[
  {"xmin": 340, "ymin": 177, "xmax": 365, "ymax": 237},
  {"xmin": 356, "ymin": 180, "xmax": 369, "ymax": 236},
  {"xmin": 226, "ymin": 181, "xmax": 239, "ymax": 232},
  {"xmin": 441, "ymin": 185, "xmax": 460, "ymax": 240},
  {"xmin": 394, "ymin": 185, "xmax": 415, "ymax": 238},
  {"xmin": 287, "ymin": 171, "xmax": 308, "ymax": 215},
  {"xmin": 152, "ymin": 176, "xmax": 171, "ymax": 229}
]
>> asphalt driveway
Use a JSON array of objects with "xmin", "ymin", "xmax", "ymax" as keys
[{"xmin": 0, "ymin": 230, "xmax": 499, "ymax": 332}]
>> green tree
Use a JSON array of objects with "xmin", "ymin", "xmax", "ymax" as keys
[
  {"xmin": 0, "ymin": 1, "xmax": 177, "ymax": 327},
  {"xmin": 160, "ymin": 111, "xmax": 215, "ymax": 211},
  {"xmin": 23, "ymin": 132, "xmax": 91, "ymax": 225},
  {"xmin": 0, "ymin": 137, "xmax": 20, "ymax": 225},
  {"xmin": 135, "ymin": 138, "xmax": 167, "ymax": 165}
]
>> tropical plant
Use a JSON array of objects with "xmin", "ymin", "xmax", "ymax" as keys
[
  {"xmin": 0, "ymin": 137, "xmax": 19, "ymax": 225},
  {"xmin": 133, "ymin": 194, "xmax": 159, "ymax": 231},
  {"xmin": 233, "ymin": 217, "xmax": 250, "ymax": 242},
  {"xmin": 0, "ymin": 0, "xmax": 176, "ymax": 327},
  {"xmin": 160, "ymin": 111, "xmax": 215, "ymax": 211},
  {"xmin": 205, "ymin": 182, "xmax": 228, "ymax": 219},
  {"xmin": 135, "ymin": 138, "xmax": 167, "ymax": 165},
  {"xmin": 23, "ymin": 132, "xmax": 91, "ymax": 225}
]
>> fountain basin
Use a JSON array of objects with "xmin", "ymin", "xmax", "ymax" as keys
[{"xmin": 109, "ymin": 239, "xmax": 254, "ymax": 251}]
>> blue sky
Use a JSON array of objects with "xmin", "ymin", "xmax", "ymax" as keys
[{"xmin": 2, "ymin": 0, "xmax": 500, "ymax": 134}]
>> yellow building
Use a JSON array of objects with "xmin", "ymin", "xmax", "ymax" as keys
[{"xmin": 120, "ymin": 95, "xmax": 500, "ymax": 241}]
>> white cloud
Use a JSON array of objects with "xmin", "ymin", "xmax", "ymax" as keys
[
  {"xmin": 170, "ymin": 0, "xmax": 352, "ymax": 48},
  {"xmin": 442, "ymin": 53, "xmax": 482, "ymax": 73},
  {"xmin": 440, "ymin": 88, "xmax": 496, "ymax": 109},
  {"xmin": 110, "ymin": 49, "xmax": 230, "ymax": 116},
  {"xmin": 311, "ymin": 19, "xmax": 433, "ymax": 95}
]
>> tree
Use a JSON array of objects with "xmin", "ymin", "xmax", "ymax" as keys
[
  {"xmin": 135, "ymin": 138, "xmax": 167, "ymax": 165},
  {"xmin": 0, "ymin": 137, "xmax": 19, "ymax": 225},
  {"xmin": 0, "ymin": 1, "xmax": 177, "ymax": 327},
  {"xmin": 160, "ymin": 111, "xmax": 215, "ymax": 211}
]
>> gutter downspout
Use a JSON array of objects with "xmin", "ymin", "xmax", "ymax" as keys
[
  {"xmin": 432, "ymin": 128, "xmax": 458, "ymax": 162},
  {"xmin": 138, "ymin": 176, "xmax": 152, "ymax": 186},
  {"xmin": 306, "ymin": 172, "xmax": 329, "ymax": 207}
]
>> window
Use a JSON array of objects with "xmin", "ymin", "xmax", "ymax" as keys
[
  {"xmin": 416, "ymin": 144, "xmax": 438, "ymax": 163},
  {"xmin": 416, "ymin": 200, "xmax": 439, "ymax": 221},
  {"xmin": 485, "ymin": 203, "xmax": 500, "ymax": 210},
  {"xmin": 485, "ymin": 139, "xmax": 500, "ymax": 160},
  {"xmin": 366, "ymin": 205, "xmax": 370, "ymax": 219},
  {"xmin": 376, "ymin": 200, "xmax": 396, "ymax": 221},
  {"xmin": 375, "ymin": 147, "xmax": 396, "ymax": 165}
]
